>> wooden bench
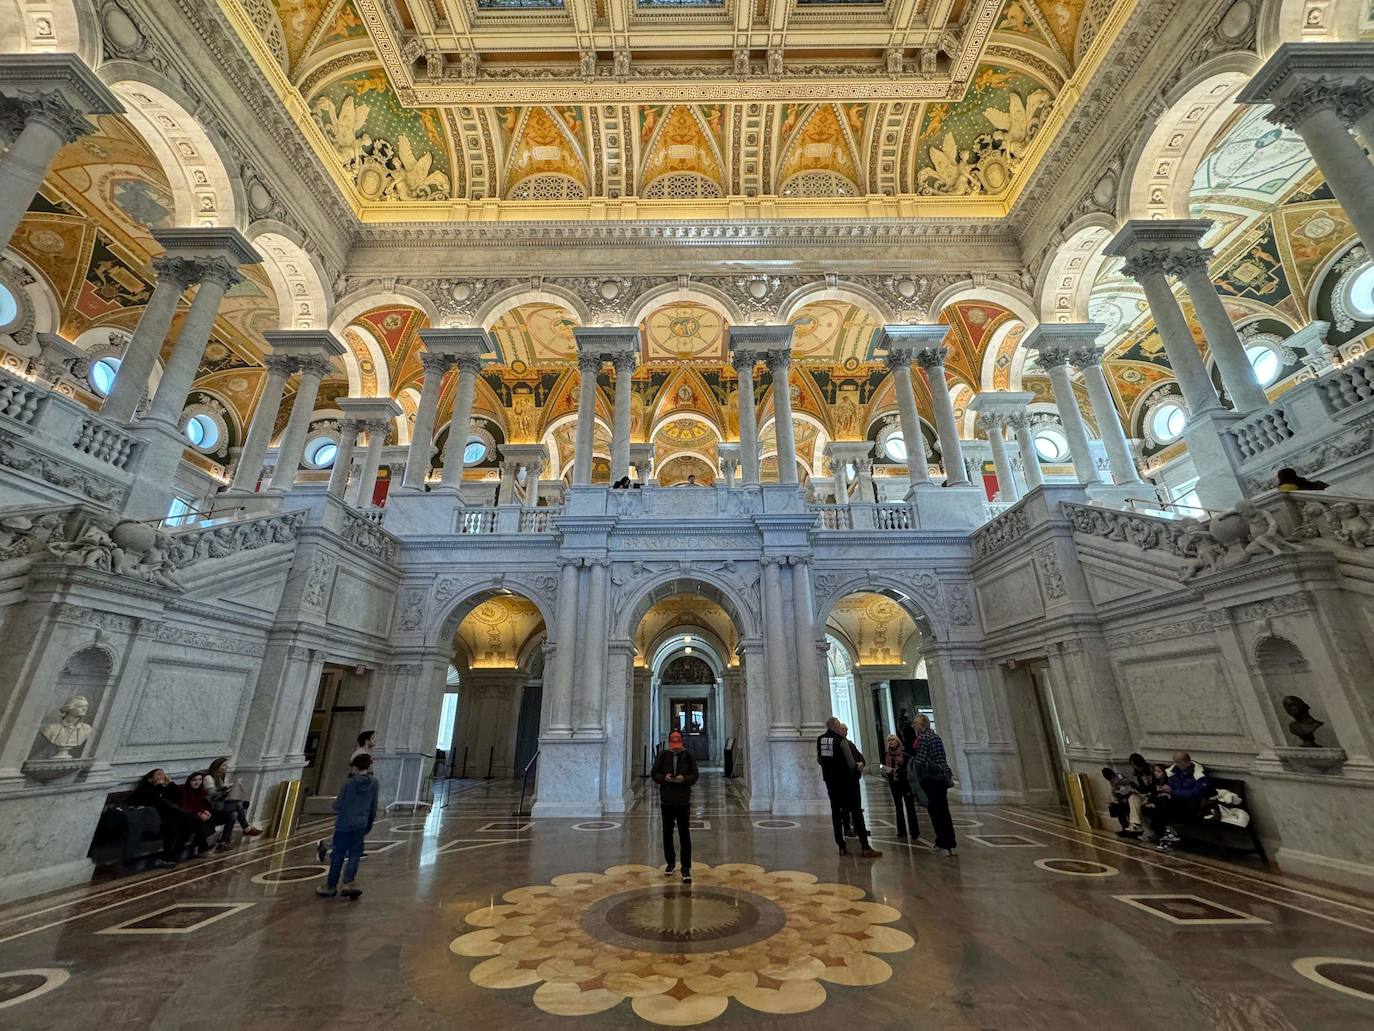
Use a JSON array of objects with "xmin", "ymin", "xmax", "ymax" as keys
[
  {"xmin": 86, "ymin": 789, "xmax": 165, "ymax": 870},
  {"xmin": 1149, "ymin": 767, "xmax": 1266, "ymax": 859}
]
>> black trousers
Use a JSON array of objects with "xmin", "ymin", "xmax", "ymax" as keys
[
  {"xmin": 661, "ymin": 804, "xmax": 691, "ymax": 872},
  {"xmin": 921, "ymin": 778, "xmax": 957, "ymax": 850},
  {"xmin": 156, "ymin": 807, "xmax": 197, "ymax": 860},
  {"xmin": 826, "ymin": 779, "xmax": 870, "ymax": 848},
  {"xmin": 887, "ymin": 779, "xmax": 920, "ymax": 839}
]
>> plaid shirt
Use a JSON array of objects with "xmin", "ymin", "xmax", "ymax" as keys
[{"xmin": 909, "ymin": 729, "xmax": 948, "ymax": 782}]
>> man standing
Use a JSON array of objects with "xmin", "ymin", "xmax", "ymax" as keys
[
  {"xmin": 651, "ymin": 729, "xmax": 699, "ymax": 883},
  {"xmin": 910, "ymin": 715, "xmax": 957, "ymax": 856},
  {"xmin": 816, "ymin": 716, "xmax": 881, "ymax": 858}
]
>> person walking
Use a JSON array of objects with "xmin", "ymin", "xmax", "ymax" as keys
[
  {"xmin": 317, "ymin": 752, "xmax": 379, "ymax": 899},
  {"xmin": 816, "ymin": 716, "xmax": 881, "ymax": 858},
  {"xmin": 881, "ymin": 733, "xmax": 921, "ymax": 842},
  {"xmin": 651, "ymin": 729, "xmax": 699, "ymax": 883},
  {"xmin": 910, "ymin": 715, "xmax": 956, "ymax": 856}
]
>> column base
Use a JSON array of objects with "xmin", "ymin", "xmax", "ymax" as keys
[
  {"xmin": 381, "ymin": 490, "xmax": 461, "ymax": 535},
  {"xmin": 121, "ymin": 419, "xmax": 194, "ymax": 521},
  {"xmin": 908, "ymin": 484, "xmax": 985, "ymax": 530},
  {"xmin": 766, "ymin": 736, "xmax": 829, "ymax": 816},
  {"xmin": 530, "ymin": 737, "xmax": 606, "ymax": 816},
  {"xmin": 1183, "ymin": 409, "xmax": 1248, "ymax": 510}
]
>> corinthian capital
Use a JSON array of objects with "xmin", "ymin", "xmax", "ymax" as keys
[
  {"xmin": 1032, "ymin": 347, "xmax": 1075, "ymax": 371},
  {"xmin": 576, "ymin": 351, "xmax": 603, "ymax": 374},
  {"xmin": 419, "ymin": 351, "xmax": 457, "ymax": 375},
  {"xmin": 1118, "ymin": 248, "xmax": 1176, "ymax": 282},
  {"xmin": 263, "ymin": 354, "xmax": 300, "ymax": 377},
  {"xmin": 194, "ymin": 255, "xmax": 245, "ymax": 291},
  {"xmin": 1264, "ymin": 77, "xmax": 1345, "ymax": 130},
  {"xmin": 730, "ymin": 350, "xmax": 759, "ymax": 374},
  {"xmin": 913, "ymin": 346, "xmax": 949, "ymax": 370},
  {"xmin": 1068, "ymin": 347, "xmax": 1105, "ymax": 370},
  {"xmin": 882, "ymin": 350, "xmax": 914, "ymax": 371},
  {"xmin": 1166, "ymin": 247, "xmax": 1215, "ymax": 279},
  {"xmin": 12, "ymin": 89, "xmax": 94, "ymax": 143},
  {"xmin": 150, "ymin": 255, "xmax": 204, "ymax": 289},
  {"xmin": 763, "ymin": 349, "xmax": 792, "ymax": 372},
  {"xmin": 295, "ymin": 354, "xmax": 335, "ymax": 380}
]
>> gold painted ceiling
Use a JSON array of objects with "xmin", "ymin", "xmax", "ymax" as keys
[{"xmin": 221, "ymin": 0, "xmax": 1131, "ymax": 220}]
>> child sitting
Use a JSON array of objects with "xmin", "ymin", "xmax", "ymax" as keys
[{"xmin": 1101, "ymin": 766, "xmax": 1145, "ymax": 838}]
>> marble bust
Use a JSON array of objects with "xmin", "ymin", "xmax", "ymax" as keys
[
  {"xmin": 40, "ymin": 695, "xmax": 93, "ymax": 758},
  {"xmin": 1282, "ymin": 695, "xmax": 1324, "ymax": 748}
]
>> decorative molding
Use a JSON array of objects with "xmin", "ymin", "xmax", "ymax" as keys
[
  {"xmin": 0, "ymin": 429, "xmax": 126, "ymax": 506},
  {"xmin": 339, "ymin": 508, "xmax": 400, "ymax": 562},
  {"xmin": 971, "ymin": 506, "xmax": 1028, "ymax": 560}
]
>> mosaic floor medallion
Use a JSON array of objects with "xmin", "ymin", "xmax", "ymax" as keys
[{"xmin": 450, "ymin": 863, "xmax": 915, "ymax": 1025}]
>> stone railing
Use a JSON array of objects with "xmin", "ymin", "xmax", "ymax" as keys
[
  {"xmin": 972, "ymin": 505, "xmax": 1029, "ymax": 559},
  {"xmin": 1062, "ymin": 502, "xmax": 1189, "ymax": 558},
  {"xmin": 458, "ymin": 508, "xmax": 497, "ymax": 534},
  {"xmin": 0, "ymin": 503, "xmax": 76, "ymax": 562},
  {"xmin": 1228, "ymin": 407, "xmax": 1296, "ymax": 460},
  {"xmin": 360, "ymin": 507, "xmax": 386, "ymax": 525},
  {"xmin": 339, "ymin": 506, "xmax": 400, "ymax": 561},
  {"xmin": 1317, "ymin": 351, "xmax": 1374, "ymax": 416},
  {"xmin": 0, "ymin": 369, "xmax": 42, "ymax": 427},
  {"xmin": 163, "ymin": 510, "xmax": 303, "ymax": 569},
  {"xmin": 982, "ymin": 501, "xmax": 1014, "ymax": 524},
  {"xmin": 1273, "ymin": 490, "xmax": 1374, "ymax": 548},
  {"xmin": 518, "ymin": 507, "xmax": 561, "ymax": 533},
  {"xmin": 810, "ymin": 504, "xmax": 854, "ymax": 530},
  {"xmin": 72, "ymin": 414, "xmax": 138, "ymax": 470},
  {"xmin": 874, "ymin": 503, "xmax": 914, "ymax": 530}
]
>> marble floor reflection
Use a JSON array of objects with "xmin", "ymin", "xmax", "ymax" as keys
[{"xmin": 1, "ymin": 774, "xmax": 1372, "ymax": 1028}]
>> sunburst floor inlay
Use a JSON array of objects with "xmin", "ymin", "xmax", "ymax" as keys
[{"xmin": 449, "ymin": 862, "xmax": 915, "ymax": 1025}]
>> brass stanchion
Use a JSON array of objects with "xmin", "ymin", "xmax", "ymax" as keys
[
  {"xmin": 270, "ymin": 779, "xmax": 303, "ymax": 839},
  {"xmin": 1064, "ymin": 771, "xmax": 1099, "ymax": 832}
]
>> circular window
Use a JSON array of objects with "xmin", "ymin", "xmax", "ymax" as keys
[
  {"xmin": 305, "ymin": 435, "xmax": 338, "ymax": 469},
  {"xmin": 0, "ymin": 283, "xmax": 17, "ymax": 328},
  {"xmin": 1150, "ymin": 403, "xmax": 1188, "ymax": 443},
  {"xmin": 1348, "ymin": 264, "xmax": 1374, "ymax": 320},
  {"xmin": 1245, "ymin": 344, "xmax": 1281, "ymax": 387},
  {"xmin": 184, "ymin": 413, "xmax": 219, "ymax": 450},
  {"xmin": 881, "ymin": 430, "xmax": 907, "ymax": 462},
  {"xmin": 89, "ymin": 357, "xmax": 121, "ymax": 397},
  {"xmin": 463, "ymin": 437, "xmax": 488, "ymax": 465},
  {"xmin": 1033, "ymin": 427, "xmax": 1069, "ymax": 462}
]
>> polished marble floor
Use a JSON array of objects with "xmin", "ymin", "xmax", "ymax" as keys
[{"xmin": 1, "ymin": 774, "xmax": 1373, "ymax": 1029}]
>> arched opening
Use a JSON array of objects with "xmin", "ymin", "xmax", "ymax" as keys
[
  {"xmin": 1254, "ymin": 635, "xmax": 1337, "ymax": 750},
  {"xmin": 30, "ymin": 645, "xmax": 111, "ymax": 761}
]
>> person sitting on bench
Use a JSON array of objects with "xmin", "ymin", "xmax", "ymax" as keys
[{"xmin": 1151, "ymin": 752, "xmax": 1217, "ymax": 853}]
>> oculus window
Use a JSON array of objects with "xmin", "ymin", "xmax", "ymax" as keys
[
  {"xmin": 184, "ymin": 413, "xmax": 219, "ymax": 450},
  {"xmin": 1033, "ymin": 427, "xmax": 1070, "ymax": 463},
  {"xmin": 0, "ymin": 283, "xmax": 16, "ymax": 328},
  {"xmin": 1348, "ymin": 264, "xmax": 1374, "ymax": 321},
  {"xmin": 463, "ymin": 437, "xmax": 488, "ymax": 465},
  {"xmin": 1150, "ymin": 403, "xmax": 1187, "ymax": 443},
  {"xmin": 879, "ymin": 427, "xmax": 906, "ymax": 462},
  {"xmin": 305, "ymin": 435, "xmax": 339, "ymax": 469},
  {"xmin": 89, "ymin": 356, "xmax": 120, "ymax": 397},
  {"xmin": 1245, "ymin": 344, "xmax": 1281, "ymax": 387}
]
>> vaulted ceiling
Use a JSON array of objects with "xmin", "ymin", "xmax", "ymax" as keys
[{"xmin": 222, "ymin": 0, "xmax": 1129, "ymax": 218}]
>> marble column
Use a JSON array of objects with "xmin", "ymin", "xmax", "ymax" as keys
[
  {"xmin": 402, "ymin": 351, "xmax": 455, "ymax": 489},
  {"xmin": 789, "ymin": 557, "xmax": 825, "ymax": 735},
  {"xmin": 523, "ymin": 458, "xmax": 544, "ymax": 509},
  {"xmin": 496, "ymin": 459, "xmax": 518, "ymax": 505},
  {"xmin": 765, "ymin": 350, "xmax": 799, "ymax": 485},
  {"xmin": 984, "ymin": 416, "xmax": 1020, "ymax": 502},
  {"xmin": 0, "ymin": 55, "xmax": 119, "ymax": 250},
  {"xmin": 576, "ymin": 559, "xmax": 610, "ymax": 735},
  {"xmin": 1032, "ymin": 346, "xmax": 1103, "ymax": 485},
  {"xmin": 327, "ymin": 419, "xmax": 360, "ymax": 498},
  {"xmin": 230, "ymin": 354, "xmax": 294, "ymax": 492},
  {"xmin": 832, "ymin": 459, "xmax": 850, "ymax": 504},
  {"xmin": 267, "ymin": 354, "xmax": 332, "ymax": 492},
  {"xmin": 1071, "ymin": 346, "xmax": 1145, "ymax": 486},
  {"xmin": 883, "ymin": 352, "xmax": 933, "ymax": 491},
  {"xmin": 1008, "ymin": 413, "xmax": 1044, "ymax": 491},
  {"xmin": 609, "ymin": 351, "xmax": 637, "ymax": 483},
  {"xmin": 731, "ymin": 352, "xmax": 761, "ymax": 486},
  {"xmin": 854, "ymin": 456, "xmax": 875, "ymax": 503},
  {"xmin": 572, "ymin": 351, "xmax": 600, "ymax": 486},
  {"xmin": 761, "ymin": 557, "xmax": 796, "ymax": 733},
  {"xmin": 101, "ymin": 256, "xmax": 199, "ymax": 423},
  {"xmin": 915, "ymin": 346, "xmax": 969, "ymax": 485},
  {"xmin": 1244, "ymin": 59, "xmax": 1374, "ymax": 253},
  {"xmin": 349, "ymin": 418, "xmax": 390, "ymax": 507},
  {"xmin": 546, "ymin": 558, "xmax": 582, "ymax": 736},
  {"xmin": 144, "ymin": 258, "xmax": 243, "ymax": 426},
  {"xmin": 1117, "ymin": 248, "xmax": 1223, "ymax": 415},
  {"xmin": 1170, "ymin": 247, "xmax": 1269, "ymax": 411},
  {"xmin": 440, "ymin": 354, "xmax": 483, "ymax": 491}
]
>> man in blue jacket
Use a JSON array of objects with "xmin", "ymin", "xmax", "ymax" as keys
[
  {"xmin": 1154, "ymin": 752, "xmax": 1213, "ymax": 853},
  {"xmin": 317, "ymin": 752, "xmax": 379, "ymax": 898}
]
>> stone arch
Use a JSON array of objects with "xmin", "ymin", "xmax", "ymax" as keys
[
  {"xmin": 615, "ymin": 571, "xmax": 760, "ymax": 643},
  {"xmin": 1258, "ymin": 0, "xmax": 1368, "ymax": 54},
  {"xmin": 1119, "ymin": 53, "xmax": 1263, "ymax": 222},
  {"xmin": 625, "ymin": 283, "xmax": 742, "ymax": 327},
  {"xmin": 1036, "ymin": 214, "xmax": 1119, "ymax": 324},
  {"xmin": 812, "ymin": 573, "xmax": 943, "ymax": 643},
  {"xmin": 333, "ymin": 320, "xmax": 389, "ymax": 400},
  {"xmin": 1, "ymin": 0, "xmax": 99, "ymax": 64},
  {"xmin": 476, "ymin": 284, "xmax": 590, "ymax": 329},
  {"xmin": 428, "ymin": 582, "xmax": 557, "ymax": 653},
  {"xmin": 648, "ymin": 625, "xmax": 731, "ymax": 677},
  {"xmin": 648, "ymin": 408, "xmax": 722, "ymax": 445},
  {"xmin": 98, "ymin": 64, "xmax": 244, "ymax": 229},
  {"xmin": 778, "ymin": 280, "xmax": 894, "ymax": 325},
  {"xmin": 245, "ymin": 220, "xmax": 332, "ymax": 330}
]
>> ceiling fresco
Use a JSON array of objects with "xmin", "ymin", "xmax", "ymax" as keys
[
  {"xmin": 452, "ymin": 594, "xmax": 546, "ymax": 669},
  {"xmin": 218, "ymin": 0, "xmax": 1132, "ymax": 219},
  {"xmin": 826, "ymin": 591, "xmax": 920, "ymax": 667}
]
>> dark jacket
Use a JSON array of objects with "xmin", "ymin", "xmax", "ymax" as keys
[
  {"xmin": 332, "ymin": 771, "xmax": 378, "ymax": 833},
  {"xmin": 651, "ymin": 748, "xmax": 699, "ymax": 806},
  {"xmin": 130, "ymin": 778, "xmax": 183, "ymax": 816},
  {"xmin": 1165, "ymin": 763, "xmax": 1212, "ymax": 801},
  {"xmin": 817, "ymin": 729, "xmax": 863, "ymax": 785}
]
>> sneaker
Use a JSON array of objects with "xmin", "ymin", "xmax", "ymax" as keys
[
  {"xmin": 244, "ymin": 827, "xmax": 264, "ymax": 838},
  {"xmin": 860, "ymin": 848, "xmax": 883, "ymax": 859},
  {"xmin": 664, "ymin": 865, "xmax": 675, "ymax": 877},
  {"xmin": 151, "ymin": 858, "xmax": 176, "ymax": 870},
  {"xmin": 936, "ymin": 848, "xmax": 952, "ymax": 857},
  {"xmin": 340, "ymin": 886, "xmax": 362, "ymax": 899},
  {"xmin": 1156, "ymin": 841, "xmax": 1173, "ymax": 853},
  {"xmin": 216, "ymin": 841, "xmax": 234, "ymax": 852},
  {"xmin": 1162, "ymin": 830, "xmax": 1181, "ymax": 845},
  {"xmin": 949, "ymin": 847, "xmax": 958, "ymax": 856},
  {"xmin": 681, "ymin": 873, "xmax": 692, "ymax": 885},
  {"xmin": 316, "ymin": 886, "xmax": 337, "ymax": 898},
  {"xmin": 316, "ymin": 841, "xmax": 328, "ymax": 864}
]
